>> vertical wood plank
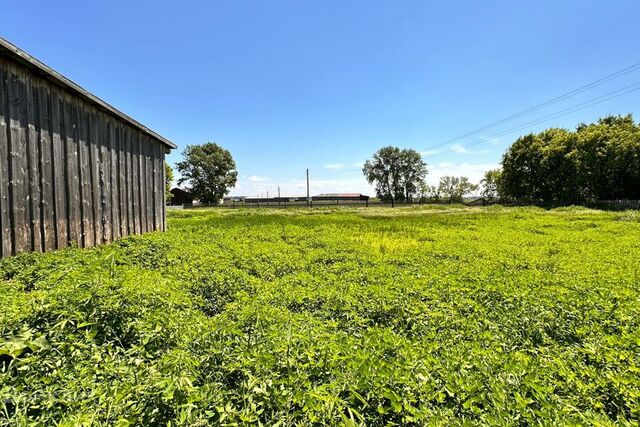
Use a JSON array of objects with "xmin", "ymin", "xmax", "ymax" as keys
[
  {"xmin": 151, "ymin": 143, "xmax": 158, "ymax": 230},
  {"xmin": 89, "ymin": 110, "xmax": 103, "ymax": 244},
  {"xmin": 100, "ymin": 112, "xmax": 112, "ymax": 243},
  {"xmin": 131, "ymin": 131, "xmax": 140, "ymax": 234},
  {"xmin": 0, "ymin": 59, "xmax": 12, "ymax": 256},
  {"xmin": 154, "ymin": 143, "xmax": 162, "ymax": 231},
  {"xmin": 125, "ymin": 128, "xmax": 134, "ymax": 235},
  {"xmin": 64, "ymin": 96, "xmax": 81, "ymax": 247},
  {"xmin": 110, "ymin": 119, "xmax": 120, "ymax": 241},
  {"xmin": 144, "ymin": 137, "xmax": 150, "ymax": 233},
  {"xmin": 144, "ymin": 137, "xmax": 153, "ymax": 232},
  {"xmin": 7, "ymin": 63, "xmax": 31, "ymax": 254},
  {"xmin": 50, "ymin": 88, "xmax": 67, "ymax": 249},
  {"xmin": 151, "ymin": 141, "xmax": 158, "ymax": 231},
  {"xmin": 140, "ymin": 136, "xmax": 145, "ymax": 234},
  {"xmin": 26, "ymin": 76, "xmax": 42, "ymax": 252},
  {"xmin": 146, "ymin": 138, "xmax": 153, "ymax": 231},
  {"xmin": 162, "ymin": 149, "xmax": 166, "ymax": 232},
  {"xmin": 138, "ymin": 135, "xmax": 147, "ymax": 233},
  {"xmin": 118, "ymin": 125, "xmax": 128, "ymax": 237},
  {"xmin": 37, "ymin": 83, "xmax": 55, "ymax": 252},
  {"xmin": 78, "ymin": 103, "xmax": 93, "ymax": 248}
]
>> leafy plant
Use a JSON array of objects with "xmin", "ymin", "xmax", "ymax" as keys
[{"xmin": 1, "ymin": 206, "xmax": 639, "ymax": 425}]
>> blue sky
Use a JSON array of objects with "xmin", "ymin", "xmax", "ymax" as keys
[{"xmin": 3, "ymin": 1, "xmax": 640, "ymax": 196}]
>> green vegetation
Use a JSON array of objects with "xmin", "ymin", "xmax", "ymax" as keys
[
  {"xmin": 1, "ymin": 206, "xmax": 640, "ymax": 425},
  {"xmin": 165, "ymin": 162, "xmax": 175, "ymax": 202},
  {"xmin": 363, "ymin": 146, "xmax": 428, "ymax": 204},
  {"xmin": 500, "ymin": 114, "xmax": 640, "ymax": 202},
  {"xmin": 435, "ymin": 176, "xmax": 479, "ymax": 203},
  {"xmin": 176, "ymin": 142, "xmax": 238, "ymax": 204}
]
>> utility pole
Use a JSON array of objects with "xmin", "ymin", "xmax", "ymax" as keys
[
  {"xmin": 278, "ymin": 186, "xmax": 281, "ymax": 207},
  {"xmin": 306, "ymin": 169, "xmax": 310, "ymax": 207}
]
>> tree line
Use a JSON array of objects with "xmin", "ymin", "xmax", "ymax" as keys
[
  {"xmin": 169, "ymin": 143, "xmax": 479, "ymax": 205},
  {"xmin": 362, "ymin": 147, "xmax": 478, "ymax": 204},
  {"xmin": 494, "ymin": 114, "xmax": 640, "ymax": 202},
  {"xmin": 364, "ymin": 114, "xmax": 640, "ymax": 205},
  {"xmin": 166, "ymin": 114, "xmax": 639, "ymax": 205}
]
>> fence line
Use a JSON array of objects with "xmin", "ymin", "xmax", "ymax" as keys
[
  {"xmin": 480, "ymin": 199, "xmax": 640, "ymax": 211},
  {"xmin": 175, "ymin": 199, "xmax": 640, "ymax": 211}
]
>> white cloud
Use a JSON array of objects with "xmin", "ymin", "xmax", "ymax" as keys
[
  {"xmin": 481, "ymin": 136, "xmax": 502, "ymax": 145},
  {"xmin": 451, "ymin": 144, "xmax": 470, "ymax": 154},
  {"xmin": 450, "ymin": 144, "xmax": 490, "ymax": 155},
  {"xmin": 248, "ymin": 175, "xmax": 271, "ymax": 182},
  {"xmin": 420, "ymin": 149, "xmax": 440, "ymax": 156},
  {"xmin": 324, "ymin": 163, "xmax": 346, "ymax": 170}
]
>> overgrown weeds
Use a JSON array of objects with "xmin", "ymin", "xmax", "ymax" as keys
[{"xmin": 1, "ymin": 206, "xmax": 639, "ymax": 425}]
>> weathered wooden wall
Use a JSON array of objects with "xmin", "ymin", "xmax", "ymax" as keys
[{"xmin": 0, "ymin": 56, "xmax": 166, "ymax": 257}]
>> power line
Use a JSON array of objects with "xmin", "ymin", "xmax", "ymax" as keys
[
  {"xmin": 424, "ymin": 60, "xmax": 640, "ymax": 151},
  {"xmin": 426, "ymin": 81, "xmax": 640, "ymax": 159},
  {"xmin": 463, "ymin": 82, "xmax": 640, "ymax": 148}
]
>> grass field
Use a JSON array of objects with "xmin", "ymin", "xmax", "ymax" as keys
[{"xmin": 1, "ymin": 206, "xmax": 640, "ymax": 426}]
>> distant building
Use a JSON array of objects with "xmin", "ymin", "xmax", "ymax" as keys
[
  {"xmin": 313, "ymin": 193, "xmax": 370, "ymax": 201},
  {"xmin": 169, "ymin": 188, "xmax": 194, "ymax": 205},
  {"xmin": 223, "ymin": 196, "xmax": 247, "ymax": 203},
  {"xmin": 244, "ymin": 197, "xmax": 294, "ymax": 203}
]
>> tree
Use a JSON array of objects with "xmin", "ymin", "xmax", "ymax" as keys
[
  {"xmin": 176, "ymin": 143, "xmax": 238, "ymax": 203},
  {"xmin": 418, "ymin": 181, "xmax": 439, "ymax": 203},
  {"xmin": 500, "ymin": 128, "xmax": 578, "ymax": 202},
  {"xmin": 500, "ymin": 115, "xmax": 640, "ymax": 202},
  {"xmin": 480, "ymin": 169, "xmax": 502, "ymax": 202},
  {"xmin": 165, "ymin": 162, "xmax": 174, "ymax": 202},
  {"xmin": 399, "ymin": 148, "xmax": 429, "ymax": 201},
  {"xmin": 573, "ymin": 115, "xmax": 640, "ymax": 200},
  {"xmin": 362, "ymin": 146, "xmax": 428, "ymax": 205},
  {"xmin": 437, "ymin": 176, "xmax": 479, "ymax": 203}
]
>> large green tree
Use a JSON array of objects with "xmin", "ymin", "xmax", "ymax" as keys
[
  {"xmin": 500, "ymin": 128, "xmax": 578, "ymax": 202},
  {"xmin": 573, "ymin": 115, "xmax": 640, "ymax": 200},
  {"xmin": 176, "ymin": 143, "xmax": 238, "ymax": 203},
  {"xmin": 362, "ymin": 146, "xmax": 428, "ymax": 205},
  {"xmin": 399, "ymin": 148, "xmax": 429, "ymax": 201},
  {"xmin": 500, "ymin": 115, "xmax": 640, "ymax": 202}
]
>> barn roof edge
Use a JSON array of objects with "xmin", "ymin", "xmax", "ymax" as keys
[{"xmin": 0, "ymin": 37, "xmax": 176, "ymax": 150}]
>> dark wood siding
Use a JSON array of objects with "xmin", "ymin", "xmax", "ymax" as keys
[{"xmin": 0, "ymin": 55, "xmax": 167, "ymax": 257}]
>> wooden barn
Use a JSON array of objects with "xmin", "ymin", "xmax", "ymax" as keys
[{"xmin": 0, "ymin": 37, "xmax": 175, "ymax": 257}]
